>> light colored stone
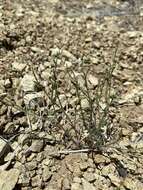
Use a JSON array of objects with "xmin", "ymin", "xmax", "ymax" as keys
[
  {"xmin": 62, "ymin": 178, "xmax": 70, "ymax": 190},
  {"xmin": 4, "ymin": 79, "xmax": 12, "ymax": 88},
  {"xmin": 64, "ymin": 61, "xmax": 72, "ymax": 68},
  {"xmin": 83, "ymin": 172, "xmax": 96, "ymax": 182},
  {"xmin": 80, "ymin": 162, "xmax": 89, "ymax": 171},
  {"xmin": 82, "ymin": 178, "xmax": 95, "ymax": 190},
  {"xmin": 12, "ymin": 62, "xmax": 26, "ymax": 71},
  {"xmin": 124, "ymin": 177, "xmax": 143, "ymax": 190},
  {"xmin": 50, "ymin": 47, "xmax": 61, "ymax": 56},
  {"xmin": 42, "ymin": 157, "xmax": 53, "ymax": 167},
  {"xmin": 108, "ymin": 174, "xmax": 121, "ymax": 187},
  {"xmin": 21, "ymin": 74, "xmax": 36, "ymax": 92},
  {"xmin": 0, "ymin": 105, "xmax": 7, "ymax": 115},
  {"xmin": 30, "ymin": 140, "xmax": 44, "ymax": 153},
  {"xmin": 81, "ymin": 99, "xmax": 89, "ymax": 109},
  {"xmin": 88, "ymin": 75, "xmax": 98, "ymax": 87},
  {"xmin": 43, "ymin": 166, "xmax": 52, "ymax": 182},
  {"xmin": 71, "ymin": 183, "xmax": 82, "ymax": 190},
  {"xmin": 25, "ymin": 161, "xmax": 37, "ymax": 171},
  {"xmin": 94, "ymin": 154, "xmax": 110, "ymax": 164},
  {"xmin": 62, "ymin": 50, "xmax": 76, "ymax": 60},
  {"xmin": 73, "ymin": 177, "xmax": 81, "ymax": 184},
  {"xmin": 31, "ymin": 46, "xmax": 44, "ymax": 53},
  {"xmin": 0, "ymin": 169, "xmax": 20, "ymax": 190},
  {"xmin": 24, "ymin": 91, "xmax": 44, "ymax": 107},
  {"xmin": 101, "ymin": 164, "xmax": 116, "ymax": 176},
  {"xmin": 32, "ymin": 175, "xmax": 42, "ymax": 187},
  {"xmin": 94, "ymin": 176, "xmax": 111, "ymax": 189}
]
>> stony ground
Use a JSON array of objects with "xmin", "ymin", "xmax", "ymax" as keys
[{"xmin": 0, "ymin": 0, "xmax": 143, "ymax": 190}]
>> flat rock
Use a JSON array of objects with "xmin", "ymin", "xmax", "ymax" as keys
[
  {"xmin": 12, "ymin": 62, "xmax": 26, "ymax": 71},
  {"xmin": 21, "ymin": 74, "xmax": 36, "ymax": 92},
  {"xmin": 94, "ymin": 154, "xmax": 110, "ymax": 164},
  {"xmin": 82, "ymin": 178, "xmax": 95, "ymax": 190},
  {"xmin": 124, "ymin": 177, "xmax": 143, "ymax": 190},
  {"xmin": 43, "ymin": 166, "xmax": 52, "ymax": 182},
  {"xmin": 30, "ymin": 140, "xmax": 44, "ymax": 153},
  {"xmin": 71, "ymin": 183, "xmax": 82, "ymax": 190},
  {"xmin": 24, "ymin": 92, "xmax": 44, "ymax": 107},
  {"xmin": 83, "ymin": 172, "xmax": 96, "ymax": 182},
  {"xmin": 88, "ymin": 75, "xmax": 98, "ymax": 87},
  {"xmin": 0, "ymin": 169, "xmax": 20, "ymax": 190}
]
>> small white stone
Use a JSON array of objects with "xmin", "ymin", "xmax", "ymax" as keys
[{"xmin": 21, "ymin": 74, "xmax": 36, "ymax": 92}]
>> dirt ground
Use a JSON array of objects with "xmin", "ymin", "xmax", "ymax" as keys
[{"xmin": 0, "ymin": 0, "xmax": 143, "ymax": 190}]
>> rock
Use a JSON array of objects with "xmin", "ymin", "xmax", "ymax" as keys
[
  {"xmin": 42, "ymin": 157, "xmax": 53, "ymax": 167},
  {"xmin": 62, "ymin": 50, "xmax": 76, "ymax": 60},
  {"xmin": 140, "ymin": 6, "xmax": 143, "ymax": 16},
  {"xmin": 30, "ymin": 140, "xmax": 44, "ymax": 153},
  {"xmin": 71, "ymin": 183, "xmax": 82, "ymax": 190},
  {"xmin": 18, "ymin": 172, "xmax": 30, "ymax": 187},
  {"xmin": 4, "ymin": 122, "xmax": 17, "ymax": 134},
  {"xmin": 50, "ymin": 47, "xmax": 61, "ymax": 56},
  {"xmin": 80, "ymin": 162, "xmax": 89, "ymax": 171},
  {"xmin": 82, "ymin": 179, "xmax": 95, "ymax": 190},
  {"xmin": 31, "ymin": 175, "xmax": 42, "ymax": 187},
  {"xmin": 108, "ymin": 174, "xmax": 121, "ymax": 187},
  {"xmin": 81, "ymin": 98, "xmax": 89, "ymax": 109},
  {"xmin": 101, "ymin": 164, "xmax": 116, "ymax": 176},
  {"xmin": 45, "ymin": 134, "xmax": 55, "ymax": 144},
  {"xmin": 73, "ymin": 177, "xmax": 81, "ymax": 184},
  {"xmin": 12, "ymin": 62, "xmax": 26, "ymax": 72},
  {"xmin": 25, "ymin": 161, "xmax": 37, "ymax": 171},
  {"xmin": 0, "ymin": 138, "xmax": 9, "ymax": 158},
  {"xmin": 36, "ymin": 152, "xmax": 44, "ymax": 162},
  {"xmin": 83, "ymin": 172, "xmax": 96, "ymax": 182},
  {"xmin": 94, "ymin": 154, "xmax": 110, "ymax": 164},
  {"xmin": 0, "ymin": 92, "xmax": 7, "ymax": 101},
  {"xmin": 21, "ymin": 74, "xmax": 36, "ymax": 92},
  {"xmin": 0, "ymin": 169, "xmax": 20, "ymax": 190},
  {"xmin": 4, "ymin": 79, "xmax": 12, "ymax": 88},
  {"xmin": 64, "ymin": 61, "xmax": 72, "ymax": 68},
  {"xmin": 24, "ymin": 92, "xmax": 44, "ymax": 108},
  {"xmin": 88, "ymin": 75, "xmax": 98, "ymax": 87},
  {"xmin": 31, "ymin": 47, "xmax": 44, "ymax": 53},
  {"xmin": 85, "ymin": 37, "xmax": 92, "ymax": 42},
  {"xmin": 0, "ymin": 105, "xmax": 7, "ymax": 115},
  {"xmin": 94, "ymin": 175, "xmax": 111, "ymax": 189},
  {"xmin": 101, "ymin": 164, "xmax": 121, "ymax": 186},
  {"xmin": 18, "ymin": 134, "xmax": 30, "ymax": 146},
  {"xmin": 62, "ymin": 178, "xmax": 71, "ymax": 190},
  {"xmin": 43, "ymin": 166, "xmax": 52, "ymax": 182},
  {"xmin": 26, "ymin": 153, "xmax": 36, "ymax": 162},
  {"xmin": 124, "ymin": 177, "xmax": 143, "ymax": 190},
  {"xmin": 127, "ymin": 31, "xmax": 140, "ymax": 38}
]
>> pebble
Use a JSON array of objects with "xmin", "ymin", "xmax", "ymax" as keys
[
  {"xmin": 62, "ymin": 178, "xmax": 71, "ymax": 190},
  {"xmin": 43, "ymin": 166, "xmax": 52, "ymax": 182},
  {"xmin": 21, "ymin": 74, "xmax": 36, "ymax": 92},
  {"xmin": 83, "ymin": 172, "xmax": 96, "ymax": 182},
  {"xmin": 12, "ymin": 61, "xmax": 26, "ymax": 71},
  {"xmin": 30, "ymin": 140, "xmax": 44, "ymax": 153},
  {"xmin": 82, "ymin": 178, "xmax": 95, "ymax": 190},
  {"xmin": 80, "ymin": 162, "xmax": 89, "ymax": 171},
  {"xmin": 4, "ymin": 79, "xmax": 12, "ymax": 88},
  {"xmin": 0, "ymin": 169, "xmax": 20, "ymax": 190},
  {"xmin": 25, "ymin": 161, "xmax": 37, "ymax": 171},
  {"xmin": 32, "ymin": 175, "xmax": 42, "ymax": 187},
  {"xmin": 71, "ymin": 183, "xmax": 82, "ymax": 190}
]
